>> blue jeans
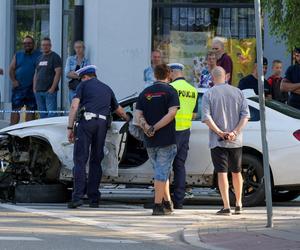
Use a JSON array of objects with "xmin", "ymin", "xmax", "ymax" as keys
[
  {"xmin": 35, "ymin": 91, "xmax": 57, "ymax": 118},
  {"xmin": 69, "ymin": 89, "xmax": 76, "ymax": 105},
  {"xmin": 147, "ymin": 144, "xmax": 177, "ymax": 182}
]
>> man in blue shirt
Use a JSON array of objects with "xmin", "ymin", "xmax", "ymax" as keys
[
  {"xmin": 9, "ymin": 35, "xmax": 41, "ymax": 125},
  {"xmin": 238, "ymin": 57, "xmax": 271, "ymax": 98},
  {"xmin": 67, "ymin": 65, "xmax": 129, "ymax": 209},
  {"xmin": 281, "ymin": 48, "xmax": 300, "ymax": 110},
  {"xmin": 143, "ymin": 50, "xmax": 162, "ymax": 88}
]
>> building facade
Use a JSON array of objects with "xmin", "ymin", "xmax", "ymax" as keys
[{"xmin": 0, "ymin": 0, "xmax": 290, "ymax": 111}]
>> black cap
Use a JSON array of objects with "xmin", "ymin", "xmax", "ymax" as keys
[
  {"xmin": 255, "ymin": 57, "xmax": 268, "ymax": 66},
  {"xmin": 294, "ymin": 48, "xmax": 300, "ymax": 53}
]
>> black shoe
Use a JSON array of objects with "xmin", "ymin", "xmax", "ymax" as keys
[
  {"xmin": 174, "ymin": 203, "xmax": 183, "ymax": 209},
  {"xmin": 152, "ymin": 203, "xmax": 166, "ymax": 216},
  {"xmin": 234, "ymin": 206, "xmax": 242, "ymax": 215},
  {"xmin": 68, "ymin": 200, "xmax": 83, "ymax": 209},
  {"xmin": 163, "ymin": 200, "xmax": 174, "ymax": 215},
  {"xmin": 216, "ymin": 208, "xmax": 231, "ymax": 216},
  {"xmin": 89, "ymin": 202, "xmax": 99, "ymax": 208}
]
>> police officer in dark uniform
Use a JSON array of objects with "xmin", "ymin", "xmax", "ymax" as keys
[{"xmin": 67, "ymin": 65, "xmax": 129, "ymax": 208}]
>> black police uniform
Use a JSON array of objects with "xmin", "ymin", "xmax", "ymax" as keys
[{"xmin": 72, "ymin": 78, "xmax": 119, "ymax": 203}]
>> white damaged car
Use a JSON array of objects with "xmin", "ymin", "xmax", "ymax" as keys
[{"xmin": 0, "ymin": 90, "xmax": 300, "ymax": 206}]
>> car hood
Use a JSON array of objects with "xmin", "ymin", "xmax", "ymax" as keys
[{"xmin": 0, "ymin": 116, "xmax": 68, "ymax": 133}]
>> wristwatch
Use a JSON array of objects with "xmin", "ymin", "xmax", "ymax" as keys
[{"xmin": 67, "ymin": 126, "xmax": 73, "ymax": 130}]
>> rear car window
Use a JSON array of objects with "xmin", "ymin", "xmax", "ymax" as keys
[
  {"xmin": 249, "ymin": 97, "xmax": 300, "ymax": 120},
  {"xmin": 195, "ymin": 94, "xmax": 260, "ymax": 122}
]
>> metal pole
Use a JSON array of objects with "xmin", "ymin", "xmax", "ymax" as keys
[{"xmin": 254, "ymin": 0, "xmax": 273, "ymax": 228}]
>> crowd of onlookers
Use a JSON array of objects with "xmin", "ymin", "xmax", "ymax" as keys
[
  {"xmin": 0, "ymin": 35, "xmax": 90, "ymax": 125},
  {"xmin": 145, "ymin": 37, "xmax": 300, "ymax": 111},
  {"xmin": 0, "ymin": 35, "xmax": 300, "ymax": 126}
]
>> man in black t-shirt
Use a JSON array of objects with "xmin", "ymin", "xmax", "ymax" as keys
[
  {"xmin": 136, "ymin": 64, "xmax": 180, "ymax": 216},
  {"xmin": 238, "ymin": 57, "xmax": 271, "ymax": 98},
  {"xmin": 281, "ymin": 48, "xmax": 300, "ymax": 110},
  {"xmin": 34, "ymin": 37, "xmax": 62, "ymax": 118}
]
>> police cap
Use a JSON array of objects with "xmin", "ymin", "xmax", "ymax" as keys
[
  {"xmin": 168, "ymin": 63, "xmax": 185, "ymax": 71},
  {"xmin": 76, "ymin": 65, "xmax": 97, "ymax": 77}
]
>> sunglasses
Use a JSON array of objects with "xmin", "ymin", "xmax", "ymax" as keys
[{"xmin": 212, "ymin": 48, "xmax": 219, "ymax": 50}]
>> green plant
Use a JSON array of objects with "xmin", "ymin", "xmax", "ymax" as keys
[{"xmin": 262, "ymin": 0, "xmax": 300, "ymax": 51}]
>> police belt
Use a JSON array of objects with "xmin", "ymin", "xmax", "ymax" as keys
[{"xmin": 83, "ymin": 112, "xmax": 107, "ymax": 121}]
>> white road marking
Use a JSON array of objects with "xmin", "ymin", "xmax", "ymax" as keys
[
  {"xmin": 0, "ymin": 204, "xmax": 171, "ymax": 240},
  {"xmin": 0, "ymin": 236, "xmax": 42, "ymax": 241},
  {"xmin": 83, "ymin": 238, "xmax": 139, "ymax": 244}
]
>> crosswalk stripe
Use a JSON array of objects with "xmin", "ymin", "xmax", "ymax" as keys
[
  {"xmin": 0, "ymin": 236, "xmax": 42, "ymax": 241},
  {"xmin": 83, "ymin": 238, "xmax": 139, "ymax": 244},
  {"xmin": 0, "ymin": 204, "xmax": 171, "ymax": 240}
]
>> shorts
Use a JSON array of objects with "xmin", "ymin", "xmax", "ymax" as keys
[
  {"xmin": 147, "ymin": 144, "xmax": 177, "ymax": 182},
  {"xmin": 12, "ymin": 87, "xmax": 36, "ymax": 110},
  {"xmin": 211, "ymin": 147, "xmax": 242, "ymax": 173}
]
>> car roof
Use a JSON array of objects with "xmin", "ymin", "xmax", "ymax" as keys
[{"xmin": 196, "ymin": 87, "xmax": 256, "ymax": 98}]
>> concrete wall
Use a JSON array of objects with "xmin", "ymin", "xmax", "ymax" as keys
[
  {"xmin": 264, "ymin": 17, "xmax": 291, "ymax": 77},
  {"xmin": 84, "ymin": 0, "xmax": 152, "ymax": 99},
  {"xmin": 0, "ymin": 0, "xmax": 14, "ymax": 105}
]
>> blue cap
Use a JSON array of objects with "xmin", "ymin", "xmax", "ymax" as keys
[
  {"xmin": 76, "ymin": 65, "xmax": 97, "ymax": 77},
  {"xmin": 168, "ymin": 63, "xmax": 185, "ymax": 71}
]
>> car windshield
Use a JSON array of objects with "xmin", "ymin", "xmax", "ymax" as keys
[{"xmin": 249, "ymin": 97, "xmax": 300, "ymax": 120}]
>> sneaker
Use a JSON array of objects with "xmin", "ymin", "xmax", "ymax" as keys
[
  {"xmin": 89, "ymin": 201, "xmax": 99, "ymax": 208},
  {"xmin": 152, "ymin": 203, "xmax": 166, "ymax": 216},
  {"xmin": 163, "ymin": 200, "xmax": 174, "ymax": 215},
  {"xmin": 216, "ymin": 208, "xmax": 231, "ymax": 216},
  {"xmin": 234, "ymin": 206, "xmax": 242, "ymax": 215},
  {"xmin": 174, "ymin": 203, "xmax": 183, "ymax": 209},
  {"xmin": 67, "ymin": 200, "xmax": 83, "ymax": 209}
]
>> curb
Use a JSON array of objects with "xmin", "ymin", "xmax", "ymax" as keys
[{"xmin": 182, "ymin": 227, "xmax": 228, "ymax": 250}]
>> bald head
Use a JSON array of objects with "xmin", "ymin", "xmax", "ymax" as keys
[{"xmin": 211, "ymin": 66, "xmax": 226, "ymax": 85}]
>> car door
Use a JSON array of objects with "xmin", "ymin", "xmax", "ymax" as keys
[{"xmin": 102, "ymin": 121, "xmax": 127, "ymax": 177}]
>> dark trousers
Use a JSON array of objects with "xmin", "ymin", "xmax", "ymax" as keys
[
  {"xmin": 72, "ymin": 119, "xmax": 107, "ymax": 202},
  {"xmin": 173, "ymin": 129, "xmax": 190, "ymax": 206}
]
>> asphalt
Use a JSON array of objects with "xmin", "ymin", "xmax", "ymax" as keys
[{"xmin": 0, "ymin": 200, "xmax": 300, "ymax": 250}]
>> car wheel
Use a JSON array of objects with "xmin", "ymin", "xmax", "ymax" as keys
[
  {"xmin": 272, "ymin": 189, "xmax": 300, "ymax": 202},
  {"xmin": 229, "ymin": 153, "xmax": 265, "ymax": 207}
]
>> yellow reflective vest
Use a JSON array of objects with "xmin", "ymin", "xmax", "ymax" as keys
[{"xmin": 170, "ymin": 78, "xmax": 198, "ymax": 131}]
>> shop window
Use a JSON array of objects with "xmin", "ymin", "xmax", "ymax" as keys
[
  {"xmin": 15, "ymin": 0, "xmax": 50, "ymax": 51},
  {"xmin": 153, "ymin": 0, "xmax": 256, "ymax": 86}
]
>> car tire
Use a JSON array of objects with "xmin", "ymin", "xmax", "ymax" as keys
[
  {"xmin": 15, "ymin": 184, "xmax": 68, "ymax": 203},
  {"xmin": 229, "ymin": 153, "xmax": 265, "ymax": 207},
  {"xmin": 272, "ymin": 189, "xmax": 300, "ymax": 202}
]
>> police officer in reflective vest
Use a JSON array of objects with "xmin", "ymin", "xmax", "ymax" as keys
[
  {"xmin": 67, "ymin": 65, "xmax": 129, "ymax": 208},
  {"xmin": 169, "ymin": 63, "xmax": 198, "ymax": 209}
]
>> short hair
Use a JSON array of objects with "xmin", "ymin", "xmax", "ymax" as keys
[
  {"xmin": 82, "ymin": 72, "xmax": 96, "ymax": 78},
  {"xmin": 152, "ymin": 49, "xmax": 161, "ymax": 55},
  {"xmin": 272, "ymin": 59, "xmax": 282, "ymax": 66},
  {"xmin": 154, "ymin": 64, "xmax": 170, "ymax": 80},
  {"xmin": 24, "ymin": 35, "xmax": 35, "ymax": 44},
  {"xmin": 42, "ymin": 37, "xmax": 51, "ymax": 43},
  {"xmin": 211, "ymin": 66, "xmax": 226, "ymax": 80},
  {"xmin": 74, "ymin": 40, "xmax": 85, "ymax": 48},
  {"xmin": 212, "ymin": 37, "xmax": 225, "ymax": 49},
  {"xmin": 206, "ymin": 50, "xmax": 217, "ymax": 58}
]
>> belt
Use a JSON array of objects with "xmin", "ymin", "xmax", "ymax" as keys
[{"xmin": 83, "ymin": 112, "xmax": 107, "ymax": 121}]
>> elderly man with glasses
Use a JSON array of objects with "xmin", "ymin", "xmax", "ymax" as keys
[{"xmin": 212, "ymin": 37, "xmax": 233, "ymax": 85}]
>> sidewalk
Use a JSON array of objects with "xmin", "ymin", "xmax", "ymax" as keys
[{"xmin": 183, "ymin": 206, "xmax": 300, "ymax": 250}]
